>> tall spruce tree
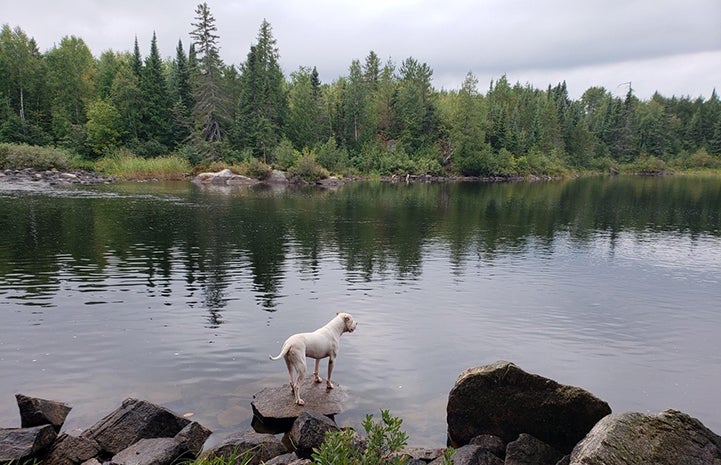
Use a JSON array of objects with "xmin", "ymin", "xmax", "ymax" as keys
[
  {"xmin": 235, "ymin": 19, "xmax": 287, "ymax": 160},
  {"xmin": 190, "ymin": 2, "xmax": 226, "ymax": 144},
  {"xmin": 139, "ymin": 32, "xmax": 171, "ymax": 151}
]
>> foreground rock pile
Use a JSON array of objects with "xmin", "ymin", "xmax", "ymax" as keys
[{"xmin": 2, "ymin": 361, "xmax": 719, "ymax": 465}]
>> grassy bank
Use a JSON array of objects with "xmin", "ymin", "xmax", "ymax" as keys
[{"xmin": 2, "ymin": 143, "xmax": 721, "ymax": 182}]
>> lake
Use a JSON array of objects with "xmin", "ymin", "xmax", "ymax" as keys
[{"xmin": 1, "ymin": 175, "xmax": 720, "ymax": 447}]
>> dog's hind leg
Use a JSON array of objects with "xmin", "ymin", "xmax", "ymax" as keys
[{"xmin": 313, "ymin": 358, "xmax": 323, "ymax": 383}]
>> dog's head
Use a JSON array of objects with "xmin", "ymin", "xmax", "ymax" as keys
[{"xmin": 337, "ymin": 312, "xmax": 357, "ymax": 333}]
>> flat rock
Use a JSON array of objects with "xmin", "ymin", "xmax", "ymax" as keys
[
  {"xmin": 109, "ymin": 437, "xmax": 185, "ymax": 465},
  {"xmin": 251, "ymin": 379, "xmax": 347, "ymax": 433},
  {"xmin": 570, "ymin": 409, "xmax": 721, "ymax": 465},
  {"xmin": 447, "ymin": 361, "xmax": 611, "ymax": 453}
]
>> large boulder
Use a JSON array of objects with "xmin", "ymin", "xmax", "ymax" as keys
[
  {"xmin": 447, "ymin": 361, "xmax": 611, "ymax": 453},
  {"xmin": 569, "ymin": 409, "xmax": 721, "ymax": 465},
  {"xmin": 251, "ymin": 379, "xmax": 347, "ymax": 433},
  {"xmin": 201, "ymin": 429, "xmax": 288, "ymax": 465},
  {"xmin": 81, "ymin": 398, "xmax": 191, "ymax": 455},
  {"xmin": 0, "ymin": 424, "xmax": 57, "ymax": 463},
  {"xmin": 16, "ymin": 393, "xmax": 72, "ymax": 432}
]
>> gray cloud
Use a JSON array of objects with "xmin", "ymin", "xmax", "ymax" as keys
[{"xmin": 5, "ymin": 0, "xmax": 720, "ymax": 99}]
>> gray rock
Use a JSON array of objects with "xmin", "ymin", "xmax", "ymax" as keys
[
  {"xmin": 201, "ymin": 429, "xmax": 288, "ymax": 465},
  {"xmin": 81, "ymin": 459, "xmax": 103, "ymax": 465},
  {"xmin": 287, "ymin": 411, "xmax": 339, "ymax": 458},
  {"xmin": 109, "ymin": 437, "xmax": 185, "ymax": 465},
  {"xmin": 43, "ymin": 433, "xmax": 102, "ymax": 465},
  {"xmin": 430, "ymin": 444, "xmax": 503, "ymax": 465},
  {"xmin": 251, "ymin": 379, "xmax": 347, "ymax": 433},
  {"xmin": 569, "ymin": 409, "xmax": 721, "ymax": 465},
  {"xmin": 398, "ymin": 447, "xmax": 446, "ymax": 462},
  {"xmin": 447, "ymin": 361, "xmax": 611, "ymax": 453},
  {"xmin": 469, "ymin": 434, "xmax": 505, "ymax": 458},
  {"xmin": 81, "ymin": 398, "xmax": 191, "ymax": 455},
  {"xmin": 264, "ymin": 452, "xmax": 311, "ymax": 465},
  {"xmin": 505, "ymin": 433, "xmax": 564, "ymax": 465},
  {"xmin": 0, "ymin": 424, "xmax": 57, "ymax": 463},
  {"xmin": 267, "ymin": 170, "xmax": 289, "ymax": 184},
  {"xmin": 16, "ymin": 393, "xmax": 72, "ymax": 431}
]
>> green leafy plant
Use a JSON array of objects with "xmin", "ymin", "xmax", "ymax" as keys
[{"xmin": 311, "ymin": 410, "xmax": 409, "ymax": 465}]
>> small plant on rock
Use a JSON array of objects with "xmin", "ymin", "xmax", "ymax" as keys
[{"xmin": 311, "ymin": 410, "xmax": 409, "ymax": 465}]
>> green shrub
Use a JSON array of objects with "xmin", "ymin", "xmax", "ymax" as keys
[
  {"xmin": 316, "ymin": 136, "xmax": 350, "ymax": 173},
  {"xmin": 272, "ymin": 138, "xmax": 299, "ymax": 171},
  {"xmin": 240, "ymin": 157, "xmax": 273, "ymax": 180},
  {"xmin": 631, "ymin": 154, "xmax": 667, "ymax": 174},
  {"xmin": 290, "ymin": 149, "xmax": 329, "ymax": 182},
  {"xmin": 0, "ymin": 143, "xmax": 71, "ymax": 170},
  {"xmin": 312, "ymin": 410, "xmax": 409, "ymax": 465}
]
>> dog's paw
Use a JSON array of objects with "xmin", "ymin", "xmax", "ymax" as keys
[{"xmin": 297, "ymin": 399, "xmax": 305, "ymax": 406}]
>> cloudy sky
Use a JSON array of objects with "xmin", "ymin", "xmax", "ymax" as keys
[{"xmin": 5, "ymin": 0, "xmax": 721, "ymax": 99}]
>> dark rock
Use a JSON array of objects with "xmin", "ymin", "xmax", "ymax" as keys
[
  {"xmin": 15, "ymin": 393, "xmax": 72, "ymax": 432},
  {"xmin": 430, "ymin": 444, "xmax": 503, "ymax": 465},
  {"xmin": 0, "ymin": 424, "xmax": 57, "ymax": 463},
  {"xmin": 174, "ymin": 421, "xmax": 212, "ymax": 456},
  {"xmin": 109, "ymin": 437, "xmax": 184, "ymax": 465},
  {"xmin": 469, "ymin": 434, "xmax": 506, "ymax": 458},
  {"xmin": 317, "ymin": 176, "xmax": 344, "ymax": 189},
  {"xmin": 569, "ymin": 409, "xmax": 721, "ymax": 465},
  {"xmin": 505, "ymin": 433, "xmax": 564, "ymax": 465},
  {"xmin": 43, "ymin": 433, "xmax": 102, "ymax": 465},
  {"xmin": 287, "ymin": 411, "xmax": 340, "ymax": 458},
  {"xmin": 201, "ymin": 429, "xmax": 288, "ymax": 465},
  {"xmin": 447, "ymin": 361, "xmax": 611, "ymax": 453},
  {"xmin": 81, "ymin": 398, "xmax": 191, "ymax": 455},
  {"xmin": 251, "ymin": 379, "xmax": 347, "ymax": 433}
]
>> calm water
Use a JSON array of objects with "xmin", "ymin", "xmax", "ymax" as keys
[{"xmin": 0, "ymin": 176, "xmax": 720, "ymax": 447}]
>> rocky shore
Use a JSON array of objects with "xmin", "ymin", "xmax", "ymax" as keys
[
  {"xmin": 2, "ymin": 361, "xmax": 719, "ymax": 465},
  {"xmin": 0, "ymin": 168, "xmax": 114, "ymax": 187}
]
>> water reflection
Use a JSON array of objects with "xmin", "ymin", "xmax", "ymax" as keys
[{"xmin": 1, "ymin": 177, "xmax": 719, "ymax": 316}]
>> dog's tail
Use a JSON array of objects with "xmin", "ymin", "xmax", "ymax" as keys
[{"xmin": 269, "ymin": 344, "xmax": 288, "ymax": 361}]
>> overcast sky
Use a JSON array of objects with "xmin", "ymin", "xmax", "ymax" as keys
[{"xmin": 5, "ymin": 0, "xmax": 721, "ymax": 100}]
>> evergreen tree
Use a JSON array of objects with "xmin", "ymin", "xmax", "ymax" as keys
[
  {"xmin": 235, "ymin": 19, "xmax": 287, "ymax": 160},
  {"xmin": 190, "ymin": 2, "xmax": 226, "ymax": 145},
  {"xmin": 168, "ymin": 39, "xmax": 193, "ymax": 147},
  {"xmin": 138, "ymin": 32, "xmax": 171, "ymax": 151},
  {"xmin": 287, "ymin": 66, "xmax": 322, "ymax": 149}
]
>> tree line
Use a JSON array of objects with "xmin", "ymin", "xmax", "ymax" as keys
[{"xmin": 1, "ymin": 2, "xmax": 720, "ymax": 177}]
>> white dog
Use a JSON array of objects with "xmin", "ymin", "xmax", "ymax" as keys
[{"xmin": 270, "ymin": 312, "xmax": 357, "ymax": 405}]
